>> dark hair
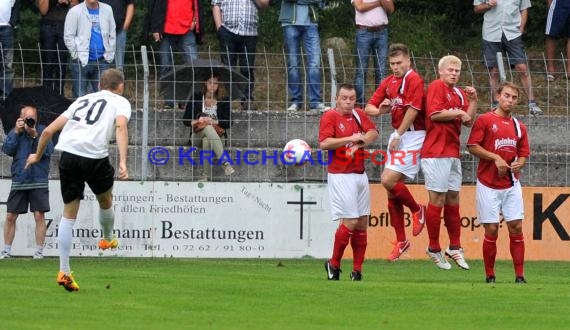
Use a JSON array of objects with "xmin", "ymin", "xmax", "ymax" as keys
[
  {"xmin": 497, "ymin": 81, "xmax": 520, "ymax": 96},
  {"xmin": 99, "ymin": 68, "xmax": 125, "ymax": 90},
  {"xmin": 337, "ymin": 83, "xmax": 355, "ymax": 95},
  {"xmin": 201, "ymin": 70, "xmax": 227, "ymax": 99},
  {"xmin": 388, "ymin": 43, "xmax": 410, "ymax": 58}
]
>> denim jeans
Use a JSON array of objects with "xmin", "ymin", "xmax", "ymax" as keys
[
  {"xmin": 354, "ymin": 28, "xmax": 389, "ymax": 106},
  {"xmin": 159, "ymin": 31, "xmax": 198, "ymax": 78},
  {"xmin": 70, "ymin": 59, "xmax": 110, "ymax": 98},
  {"xmin": 283, "ymin": 25, "xmax": 322, "ymax": 108},
  {"xmin": 218, "ymin": 26, "xmax": 257, "ymax": 101},
  {"xmin": 0, "ymin": 26, "xmax": 14, "ymax": 98},
  {"xmin": 115, "ymin": 28, "xmax": 127, "ymax": 71},
  {"xmin": 159, "ymin": 31, "xmax": 198, "ymax": 105},
  {"xmin": 40, "ymin": 22, "xmax": 68, "ymax": 95}
]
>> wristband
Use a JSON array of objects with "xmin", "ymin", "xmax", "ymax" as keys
[{"xmin": 393, "ymin": 130, "xmax": 401, "ymax": 139}]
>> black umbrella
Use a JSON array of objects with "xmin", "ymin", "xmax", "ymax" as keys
[
  {"xmin": 0, "ymin": 86, "xmax": 72, "ymax": 143},
  {"xmin": 160, "ymin": 58, "xmax": 249, "ymax": 102}
]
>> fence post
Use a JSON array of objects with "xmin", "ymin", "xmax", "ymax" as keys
[
  {"xmin": 327, "ymin": 48, "xmax": 337, "ymax": 108},
  {"xmin": 141, "ymin": 46, "xmax": 149, "ymax": 181},
  {"xmin": 496, "ymin": 52, "xmax": 506, "ymax": 82}
]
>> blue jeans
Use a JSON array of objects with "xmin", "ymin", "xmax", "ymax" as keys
[
  {"xmin": 0, "ymin": 26, "xmax": 14, "ymax": 98},
  {"xmin": 159, "ymin": 31, "xmax": 198, "ymax": 105},
  {"xmin": 115, "ymin": 29, "xmax": 127, "ymax": 71},
  {"xmin": 283, "ymin": 25, "xmax": 322, "ymax": 108},
  {"xmin": 218, "ymin": 26, "xmax": 257, "ymax": 101},
  {"xmin": 40, "ymin": 22, "xmax": 68, "ymax": 95},
  {"xmin": 354, "ymin": 28, "xmax": 389, "ymax": 106},
  {"xmin": 70, "ymin": 59, "xmax": 110, "ymax": 98},
  {"xmin": 159, "ymin": 31, "xmax": 198, "ymax": 78}
]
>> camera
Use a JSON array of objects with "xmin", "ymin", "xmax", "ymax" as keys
[{"xmin": 24, "ymin": 118, "xmax": 36, "ymax": 127}]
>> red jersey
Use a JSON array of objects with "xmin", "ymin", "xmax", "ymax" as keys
[
  {"xmin": 421, "ymin": 79, "xmax": 470, "ymax": 158},
  {"xmin": 318, "ymin": 108, "xmax": 377, "ymax": 174},
  {"xmin": 164, "ymin": 0, "xmax": 195, "ymax": 35},
  {"xmin": 367, "ymin": 69, "xmax": 425, "ymax": 130},
  {"xmin": 467, "ymin": 111, "xmax": 530, "ymax": 189}
]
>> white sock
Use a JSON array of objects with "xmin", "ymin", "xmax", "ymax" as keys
[
  {"xmin": 99, "ymin": 207, "xmax": 115, "ymax": 241},
  {"xmin": 3, "ymin": 245, "xmax": 11, "ymax": 254},
  {"xmin": 58, "ymin": 217, "xmax": 75, "ymax": 274},
  {"xmin": 36, "ymin": 246, "xmax": 44, "ymax": 254}
]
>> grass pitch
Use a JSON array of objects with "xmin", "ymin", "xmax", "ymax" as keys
[{"xmin": 1, "ymin": 258, "xmax": 569, "ymax": 329}]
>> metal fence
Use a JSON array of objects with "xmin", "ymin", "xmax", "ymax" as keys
[{"xmin": 0, "ymin": 45, "xmax": 569, "ymax": 186}]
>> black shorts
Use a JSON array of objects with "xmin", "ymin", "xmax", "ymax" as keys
[
  {"xmin": 6, "ymin": 188, "xmax": 50, "ymax": 214},
  {"xmin": 59, "ymin": 152, "xmax": 115, "ymax": 204}
]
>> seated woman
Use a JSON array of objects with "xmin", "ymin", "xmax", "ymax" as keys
[{"xmin": 182, "ymin": 71, "xmax": 235, "ymax": 181}]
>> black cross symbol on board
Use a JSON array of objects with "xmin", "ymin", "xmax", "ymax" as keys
[{"xmin": 287, "ymin": 187, "xmax": 317, "ymax": 240}]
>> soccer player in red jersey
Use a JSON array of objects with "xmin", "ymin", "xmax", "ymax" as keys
[
  {"xmin": 421, "ymin": 55, "xmax": 478, "ymax": 270},
  {"xmin": 320, "ymin": 83, "xmax": 379, "ymax": 281},
  {"xmin": 366, "ymin": 43, "xmax": 427, "ymax": 262},
  {"xmin": 467, "ymin": 81, "xmax": 530, "ymax": 284}
]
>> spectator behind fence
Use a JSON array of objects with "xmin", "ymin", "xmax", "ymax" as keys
[
  {"xmin": 1, "ymin": 106, "xmax": 54, "ymax": 259},
  {"xmin": 64, "ymin": 0, "xmax": 115, "ymax": 98},
  {"xmin": 421, "ymin": 55, "xmax": 478, "ymax": 271},
  {"xmin": 467, "ymin": 81, "xmax": 529, "ymax": 284},
  {"xmin": 279, "ymin": 0, "xmax": 327, "ymax": 113},
  {"xmin": 545, "ymin": 0, "xmax": 570, "ymax": 80},
  {"xmin": 212, "ymin": 0, "xmax": 269, "ymax": 111},
  {"xmin": 37, "ymin": 0, "xmax": 78, "ymax": 95},
  {"xmin": 352, "ymin": 0, "xmax": 394, "ymax": 108},
  {"xmin": 147, "ymin": 0, "xmax": 204, "ymax": 109},
  {"xmin": 182, "ymin": 72, "xmax": 235, "ymax": 182},
  {"xmin": 473, "ymin": 0, "xmax": 543, "ymax": 116},
  {"xmin": 0, "ymin": 0, "xmax": 20, "ymax": 99},
  {"xmin": 100, "ymin": 0, "xmax": 135, "ymax": 71}
]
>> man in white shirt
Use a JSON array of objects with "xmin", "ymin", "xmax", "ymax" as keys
[
  {"xmin": 352, "ymin": 0, "xmax": 394, "ymax": 107},
  {"xmin": 26, "ymin": 68, "xmax": 130, "ymax": 292},
  {"xmin": 64, "ymin": 0, "xmax": 115, "ymax": 98},
  {"xmin": 473, "ymin": 0, "xmax": 543, "ymax": 116}
]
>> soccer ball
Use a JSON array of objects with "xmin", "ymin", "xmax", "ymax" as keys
[{"xmin": 283, "ymin": 139, "xmax": 312, "ymax": 165}]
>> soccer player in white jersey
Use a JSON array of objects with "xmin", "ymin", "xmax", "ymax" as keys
[
  {"xmin": 26, "ymin": 68, "xmax": 131, "ymax": 292},
  {"xmin": 467, "ymin": 81, "xmax": 530, "ymax": 284}
]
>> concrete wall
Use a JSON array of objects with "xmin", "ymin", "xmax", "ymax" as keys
[{"xmin": 1, "ymin": 109, "xmax": 568, "ymax": 186}]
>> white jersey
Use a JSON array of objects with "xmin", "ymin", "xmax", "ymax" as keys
[{"xmin": 55, "ymin": 90, "xmax": 131, "ymax": 159}]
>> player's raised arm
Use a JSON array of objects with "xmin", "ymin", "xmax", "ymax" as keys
[{"xmin": 25, "ymin": 115, "xmax": 68, "ymax": 169}]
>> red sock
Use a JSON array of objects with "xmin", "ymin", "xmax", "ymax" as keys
[
  {"xmin": 350, "ymin": 230, "xmax": 367, "ymax": 272},
  {"xmin": 331, "ymin": 224, "xmax": 351, "ymax": 268},
  {"xmin": 483, "ymin": 234, "xmax": 497, "ymax": 277},
  {"xmin": 443, "ymin": 204, "xmax": 462, "ymax": 249},
  {"xmin": 509, "ymin": 233, "xmax": 525, "ymax": 278},
  {"xmin": 426, "ymin": 203, "xmax": 443, "ymax": 251},
  {"xmin": 388, "ymin": 198, "xmax": 406, "ymax": 242},
  {"xmin": 389, "ymin": 182, "xmax": 420, "ymax": 213}
]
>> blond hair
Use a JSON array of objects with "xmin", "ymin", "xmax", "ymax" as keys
[{"xmin": 438, "ymin": 55, "xmax": 462, "ymax": 70}]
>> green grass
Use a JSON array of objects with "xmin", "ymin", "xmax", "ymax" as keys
[{"xmin": 1, "ymin": 258, "xmax": 569, "ymax": 329}]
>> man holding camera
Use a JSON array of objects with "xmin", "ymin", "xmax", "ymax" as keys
[{"xmin": 1, "ymin": 106, "xmax": 54, "ymax": 259}]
